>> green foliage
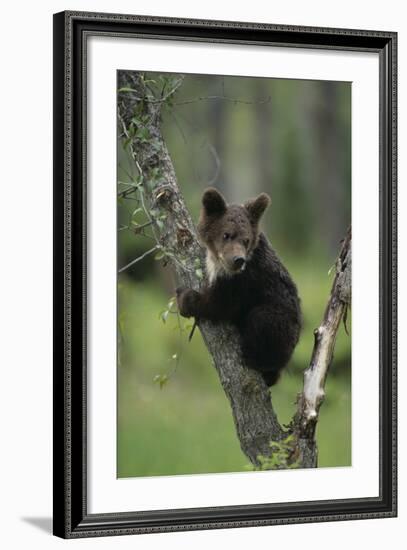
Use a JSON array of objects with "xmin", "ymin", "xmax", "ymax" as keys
[
  {"xmin": 158, "ymin": 297, "xmax": 178, "ymax": 325},
  {"xmin": 153, "ymin": 373, "xmax": 169, "ymax": 389},
  {"xmin": 255, "ymin": 433, "xmax": 301, "ymax": 470}
]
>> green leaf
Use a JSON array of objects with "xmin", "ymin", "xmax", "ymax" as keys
[
  {"xmin": 195, "ymin": 268, "xmax": 203, "ymax": 279},
  {"xmin": 154, "ymin": 250, "xmax": 165, "ymax": 261},
  {"xmin": 118, "ymin": 87, "xmax": 137, "ymax": 93},
  {"xmin": 159, "ymin": 309, "xmax": 169, "ymax": 323},
  {"xmin": 153, "ymin": 374, "xmax": 169, "ymax": 389},
  {"xmin": 135, "ymin": 127, "xmax": 150, "ymax": 142},
  {"xmin": 127, "ymin": 124, "xmax": 136, "ymax": 138},
  {"xmin": 131, "ymin": 208, "xmax": 142, "ymax": 218},
  {"xmin": 149, "ymin": 167, "xmax": 160, "ymax": 179}
]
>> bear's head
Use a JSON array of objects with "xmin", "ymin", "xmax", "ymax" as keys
[{"xmin": 197, "ymin": 187, "xmax": 271, "ymax": 282}]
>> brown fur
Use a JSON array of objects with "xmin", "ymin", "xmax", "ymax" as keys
[{"xmin": 176, "ymin": 188, "xmax": 301, "ymax": 386}]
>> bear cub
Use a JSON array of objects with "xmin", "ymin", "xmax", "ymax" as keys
[{"xmin": 176, "ymin": 187, "xmax": 301, "ymax": 386}]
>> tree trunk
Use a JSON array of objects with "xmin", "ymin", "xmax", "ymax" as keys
[{"xmin": 118, "ymin": 71, "xmax": 351, "ymax": 469}]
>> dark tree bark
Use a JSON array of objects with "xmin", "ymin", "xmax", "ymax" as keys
[{"xmin": 118, "ymin": 72, "xmax": 351, "ymax": 468}]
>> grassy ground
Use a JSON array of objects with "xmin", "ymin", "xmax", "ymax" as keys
[{"xmin": 117, "ymin": 259, "xmax": 351, "ymax": 478}]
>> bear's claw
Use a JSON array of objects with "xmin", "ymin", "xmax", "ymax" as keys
[{"xmin": 176, "ymin": 287, "xmax": 201, "ymax": 318}]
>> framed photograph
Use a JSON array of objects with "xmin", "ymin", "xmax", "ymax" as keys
[{"xmin": 53, "ymin": 11, "xmax": 397, "ymax": 538}]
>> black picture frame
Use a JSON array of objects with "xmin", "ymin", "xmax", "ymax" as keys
[{"xmin": 53, "ymin": 10, "xmax": 397, "ymax": 539}]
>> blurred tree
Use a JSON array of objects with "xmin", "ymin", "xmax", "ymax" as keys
[
  {"xmin": 314, "ymin": 81, "xmax": 350, "ymax": 255},
  {"xmin": 255, "ymin": 77, "xmax": 273, "ymax": 197}
]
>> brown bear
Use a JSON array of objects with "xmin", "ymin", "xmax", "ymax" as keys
[{"xmin": 176, "ymin": 187, "xmax": 302, "ymax": 386}]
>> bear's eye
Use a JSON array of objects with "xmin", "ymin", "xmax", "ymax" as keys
[{"xmin": 223, "ymin": 232, "xmax": 230, "ymax": 241}]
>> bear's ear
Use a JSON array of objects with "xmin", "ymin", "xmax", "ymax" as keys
[
  {"xmin": 244, "ymin": 193, "xmax": 271, "ymax": 223},
  {"xmin": 201, "ymin": 187, "xmax": 227, "ymax": 217}
]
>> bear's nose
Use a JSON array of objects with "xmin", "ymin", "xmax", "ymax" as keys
[{"xmin": 233, "ymin": 256, "xmax": 246, "ymax": 269}]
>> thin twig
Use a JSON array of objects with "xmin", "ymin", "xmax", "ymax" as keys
[
  {"xmin": 118, "ymin": 163, "xmax": 137, "ymax": 183},
  {"xmin": 118, "ymin": 184, "xmax": 141, "ymax": 198},
  {"xmin": 118, "ymin": 246, "xmax": 159, "ymax": 273},
  {"xmin": 118, "ymin": 76, "xmax": 184, "ymax": 105},
  {"xmin": 175, "ymin": 95, "xmax": 271, "ymax": 106},
  {"xmin": 119, "ymin": 221, "xmax": 153, "ymax": 233},
  {"xmin": 166, "ymin": 107, "xmax": 188, "ymax": 145},
  {"xmin": 131, "ymin": 221, "xmax": 154, "ymax": 233},
  {"xmin": 206, "ymin": 143, "xmax": 221, "ymax": 186}
]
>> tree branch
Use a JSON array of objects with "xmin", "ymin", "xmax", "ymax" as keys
[
  {"xmin": 117, "ymin": 71, "xmax": 351, "ymax": 469},
  {"xmin": 174, "ymin": 95, "xmax": 271, "ymax": 106},
  {"xmin": 293, "ymin": 228, "xmax": 351, "ymax": 466},
  {"xmin": 118, "ymin": 245, "xmax": 159, "ymax": 273}
]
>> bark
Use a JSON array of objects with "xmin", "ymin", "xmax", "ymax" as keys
[
  {"xmin": 293, "ymin": 227, "xmax": 351, "ymax": 466},
  {"xmin": 118, "ymin": 72, "xmax": 351, "ymax": 469}
]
